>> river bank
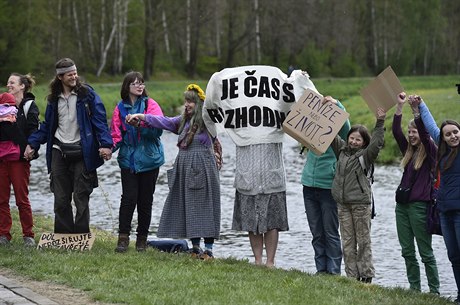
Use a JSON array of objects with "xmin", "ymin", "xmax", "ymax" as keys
[{"xmin": 22, "ymin": 131, "xmax": 457, "ymax": 299}]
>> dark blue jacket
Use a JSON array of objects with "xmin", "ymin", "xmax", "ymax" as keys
[
  {"xmin": 437, "ymin": 149, "xmax": 460, "ymax": 212},
  {"xmin": 28, "ymin": 85, "xmax": 113, "ymax": 173}
]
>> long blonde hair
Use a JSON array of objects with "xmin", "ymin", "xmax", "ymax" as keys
[{"xmin": 400, "ymin": 119, "xmax": 427, "ymax": 170}]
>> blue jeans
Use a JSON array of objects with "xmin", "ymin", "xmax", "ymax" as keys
[
  {"xmin": 440, "ymin": 210, "xmax": 460, "ymax": 298},
  {"xmin": 303, "ymin": 186, "xmax": 342, "ymax": 274}
]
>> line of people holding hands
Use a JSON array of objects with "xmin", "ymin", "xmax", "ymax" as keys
[{"xmin": 1, "ymin": 58, "xmax": 459, "ymax": 301}]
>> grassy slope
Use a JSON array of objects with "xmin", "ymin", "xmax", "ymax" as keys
[{"xmin": 0, "ymin": 212, "xmax": 453, "ymax": 305}]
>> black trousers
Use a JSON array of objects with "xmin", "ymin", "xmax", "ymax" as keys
[
  {"xmin": 51, "ymin": 149, "xmax": 97, "ymax": 233},
  {"xmin": 118, "ymin": 167, "xmax": 160, "ymax": 236}
]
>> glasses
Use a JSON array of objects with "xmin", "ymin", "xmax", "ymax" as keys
[{"xmin": 130, "ymin": 82, "xmax": 145, "ymax": 87}]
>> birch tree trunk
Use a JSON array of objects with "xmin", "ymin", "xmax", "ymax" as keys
[
  {"xmin": 161, "ymin": 2, "xmax": 170, "ymax": 54},
  {"xmin": 114, "ymin": 0, "xmax": 130, "ymax": 74},
  {"xmin": 254, "ymin": 0, "xmax": 261, "ymax": 64},
  {"xmin": 186, "ymin": 0, "xmax": 191, "ymax": 64},
  {"xmin": 72, "ymin": 2, "xmax": 82, "ymax": 54},
  {"xmin": 370, "ymin": 0, "xmax": 378, "ymax": 70},
  {"xmin": 214, "ymin": 0, "xmax": 221, "ymax": 58},
  {"xmin": 86, "ymin": 0, "xmax": 95, "ymax": 57},
  {"xmin": 143, "ymin": 0, "xmax": 157, "ymax": 80},
  {"xmin": 96, "ymin": 0, "xmax": 118, "ymax": 77},
  {"xmin": 50, "ymin": 0, "xmax": 62, "ymax": 57}
]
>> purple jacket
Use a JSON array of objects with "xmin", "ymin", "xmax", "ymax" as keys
[{"xmin": 392, "ymin": 114, "xmax": 437, "ymax": 202}]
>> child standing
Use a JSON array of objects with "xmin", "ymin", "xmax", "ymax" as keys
[{"xmin": 328, "ymin": 100, "xmax": 386, "ymax": 283}]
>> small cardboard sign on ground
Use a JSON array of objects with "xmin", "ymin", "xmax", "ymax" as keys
[
  {"xmin": 283, "ymin": 88, "xmax": 349, "ymax": 155},
  {"xmin": 360, "ymin": 66, "xmax": 403, "ymax": 114},
  {"xmin": 37, "ymin": 232, "xmax": 95, "ymax": 251}
]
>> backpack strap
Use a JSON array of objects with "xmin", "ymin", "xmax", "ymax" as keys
[
  {"xmin": 359, "ymin": 155, "xmax": 376, "ymax": 219},
  {"xmin": 117, "ymin": 101, "xmax": 128, "ymax": 132},
  {"xmin": 23, "ymin": 100, "xmax": 33, "ymax": 117}
]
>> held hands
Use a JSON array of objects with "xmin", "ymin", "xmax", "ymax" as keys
[
  {"xmin": 408, "ymin": 94, "xmax": 422, "ymax": 107},
  {"xmin": 99, "ymin": 147, "xmax": 112, "ymax": 161},
  {"xmin": 24, "ymin": 145, "xmax": 35, "ymax": 161},
  {"xmin": 408, "ymin": 94, "xmax": 422, "ymax": 115},
  {"xmin": 125, "ymin": 113, "xmax": 145, "ymax": 127}
]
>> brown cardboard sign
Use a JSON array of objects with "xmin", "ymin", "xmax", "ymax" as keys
[
  {"xmin": 282, "ymin": 88, "xmax": 349, "ymax": 155},
  {"xmin": 360, "ymin": 66, "xmax": 404, "ymax": 114},
  {"xmin": 37, "ymin": 232, "xmax": 95, "ymax": 251}
]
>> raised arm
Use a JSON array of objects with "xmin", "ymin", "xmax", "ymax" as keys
[
  {"xmin": 409, "ymin": 94, "xmax": 440, "ymax": 144},
  {"xmin": 392, "ymin": 92, "xmax": 408, "ymax": 154}
]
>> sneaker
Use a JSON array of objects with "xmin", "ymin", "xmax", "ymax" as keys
[
  {"xmin": 0, "ymin": 235, "xmax": 10, "ymax": 246},
  {"xmin": 23, "ymin": 236, "xmax": 36, "ymax": 247},
  {"xmin": 191, "ymin": 247, "xmax": 203, "ymax": 259},
  {"xmin": 200, "ymin": 250, "xmax": 214, "ymax": 261}
]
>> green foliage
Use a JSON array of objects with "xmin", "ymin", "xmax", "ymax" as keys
[
  {"xmin": 297, "ymin": 44, "xmax": 331, "ymax": 77},
  {"xmin": 330, "ymin": 54, "xmax": 363, "ymax": 78},
  {"xmin": 196, "ymin": 56, "xmax": 221, "ymax": 79}
]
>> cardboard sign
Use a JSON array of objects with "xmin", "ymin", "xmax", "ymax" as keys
[
  {"xmin": 37, "ymin": 232, "xmax": 95, "ymax": 251},
  {"xmin": 283, "ymin": 88, "xmax": 349, "ymax": 155},
  {"xmin": 360, "ymin": 66, "xmax": 404, "ymax": 114}
]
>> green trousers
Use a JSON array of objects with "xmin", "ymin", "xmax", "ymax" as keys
[{"xmin": 396, "ymin": 201, "xmax": 440, "ymax": 294}]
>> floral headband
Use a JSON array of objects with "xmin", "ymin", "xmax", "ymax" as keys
[{"xmin": 186, "ymin": 84, "xmax": 205, "ymax": 101}]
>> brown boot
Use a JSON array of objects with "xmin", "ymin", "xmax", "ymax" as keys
[
  {"xmin": 115, "ymin": 234, "xmax": 130, "ymax": 253},
  {"xmin": 136, "ymin": 235, "xmax": 148, "ymax": 252}
]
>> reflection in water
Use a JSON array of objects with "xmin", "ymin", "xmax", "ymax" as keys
[{"xmin": 22, "ymin": 131, "xmax": 455, "ymax": 298}]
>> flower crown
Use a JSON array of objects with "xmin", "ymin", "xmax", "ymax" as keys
[{"xmin": 186, "ymin": 84, "xmax": 206, "ymax": 101}]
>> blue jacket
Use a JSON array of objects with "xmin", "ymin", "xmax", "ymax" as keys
[
  {"xmin": 111, "ymin": 97, "xmax": 165, "ymax": 173},
  {"xmin": 420, "ymin": 101, "xmax": 460, "ymax": 212},
  {"xmin": 28, "ymin": 85, "xmax": 113, "ymax": 173}
]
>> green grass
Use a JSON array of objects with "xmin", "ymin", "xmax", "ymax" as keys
[{"xmin": 0, "ymin": 212, "xmax": 453, "ymax": 305}]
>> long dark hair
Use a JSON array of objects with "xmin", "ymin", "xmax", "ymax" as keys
[
  {"xmin": 437, "ymin": 119, "xmax": 460, "ymax": 173},
  {"xmin": 120, "ymin": 71, "xmax": 148, "ymax": 102},
  {"xmin": 47, "ymin": 58, "xmax": 83, "ymax": 103},
  {"xmin": 347, "ymin": 124, "xmax": 371, "ymax": 148},
  {"xmin": 178, "ymin": 89, "xmax": 205, "ymax": 146}
]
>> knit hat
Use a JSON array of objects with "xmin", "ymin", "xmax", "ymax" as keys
[{"xmin": 0, "ymin": 93, "xmax": 15, "ymax": 106}]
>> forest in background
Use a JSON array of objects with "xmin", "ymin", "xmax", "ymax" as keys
[{"xmin": 0, "ymin": 0, "xmax": 459, "ymax": 83}]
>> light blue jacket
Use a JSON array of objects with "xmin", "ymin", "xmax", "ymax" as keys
[{"xmin": 111, "ymin": 97, "xmax": 165, "ymax": 173}]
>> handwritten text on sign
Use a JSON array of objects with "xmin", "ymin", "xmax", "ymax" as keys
[
  {"xmin": 37, "ymin": 232, "xmax": 95, "ymax": 251},
  {"xmin": 283, "ymin": 88, "xmax": 349, "ymax": 155}
]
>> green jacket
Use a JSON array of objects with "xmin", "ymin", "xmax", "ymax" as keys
[
  {"xmin": 331, "ymin": 119, "xmax": 385, "ymax": 205},
  {"xmin": 300, "ymin": 101, "xmax": 350, "ymax": 189}
]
